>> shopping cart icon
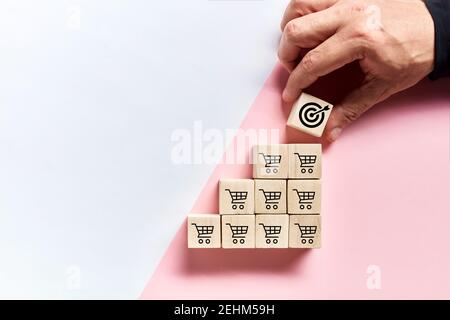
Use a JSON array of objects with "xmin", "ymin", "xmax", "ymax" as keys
[
  {"xmin": 259, "ymin": 189, "xmax": 281, "ymax": 210},
  {"xmin": 225, "ymin": 189, "xmax": 248, "ymax": 210},
  {"xmin": 295, "ymin": 223, "xmax": 317, "ymax": 244},
  {"xmin": 191, "ymin": 223, "xmax": 214, "ymax": 244},
  {"xmin": 259, "ymin": 223, "xmax": 281, "ymax": 244},
  {"xmin": 292, "ymin": 189, "xmax": 315, "ymax": 210},
  {"xmin": 258, "ymin": 153, "xmax": 282, "ymax": 174},
  {"xmin": 294, "ymin": 153, "xmax": 317, "ymax": 174},
  {"xmin": 226, "ymin": 223, "xmax": 248, "ymax": 244}
]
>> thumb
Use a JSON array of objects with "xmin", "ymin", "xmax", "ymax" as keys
[{"xmin": 325, "ymin": 79, "xmax": 390, "ymax": 142}]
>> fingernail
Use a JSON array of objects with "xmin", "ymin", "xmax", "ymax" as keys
[{"xmin": 329, "ymin": 127, "xmax": 342, "ymax": 142}]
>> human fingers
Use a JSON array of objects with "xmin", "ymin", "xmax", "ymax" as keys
[
  {"xmin": 325, "ymin": 79, "xmax": 392, "ymax": 142},
  {"xmin": 280, "ymin": 0, "xmax": 340, "ymax": 31},
  {"xmin": 278, "ymin": 5, "xmax": 346, "ymax": 72},
  {"xmin": 282, "ymin": 33, "xmax": 363, "ymax": 102}
]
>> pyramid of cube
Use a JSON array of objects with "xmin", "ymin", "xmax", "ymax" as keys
[{"xmin": 187, "ymin": 143, "xmax": 323, "ymax": 249}]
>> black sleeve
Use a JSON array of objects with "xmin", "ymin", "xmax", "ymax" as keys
[{"xmin": 425, "ymin": 0, "xmax": 450, "ymax": 79}]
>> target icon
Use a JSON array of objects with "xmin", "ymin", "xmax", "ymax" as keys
[{"xmin": 298, "ymin": 102, "xmax": 330, "ymax": 128}]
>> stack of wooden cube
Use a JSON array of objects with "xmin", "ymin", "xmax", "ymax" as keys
[{"xmin": 187, "ymin": 143, "xmax": 322, "ymax": 249}]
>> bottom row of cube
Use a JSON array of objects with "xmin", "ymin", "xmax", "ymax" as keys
[{"xmin": 188, "ymin": 213, "xmax": 321, "ymax": 249}]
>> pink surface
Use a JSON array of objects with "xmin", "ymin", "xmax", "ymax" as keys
[{"xmin": 142, "ymin": 64, "xmax": 450, "ymax": 299}]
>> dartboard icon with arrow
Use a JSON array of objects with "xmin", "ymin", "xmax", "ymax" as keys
[{"xmin": 298, "ymin": 102, "xmax": 331, "ymax": 129}]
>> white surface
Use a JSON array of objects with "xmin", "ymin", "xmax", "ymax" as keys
[{"xmin": 0, "ymin": 0, "xmax": 287, "ymax": 298}]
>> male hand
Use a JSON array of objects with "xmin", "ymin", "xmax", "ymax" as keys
[{"xmin": 278, "ymin": 0, "xmax": 435, "ymax": 141}]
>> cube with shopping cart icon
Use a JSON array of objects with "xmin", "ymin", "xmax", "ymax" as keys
[
  {"xmin": 252, "ymin": 145, "xmax": 288, "ymax": 179},
  {"xmin": 221, "ymin": 215, "xmax": 255, "ymax": 248},
  {"xmin": 255, "ymin": 215, "xmax": 289, "ymax": 248},
  {"xmin": 219, "ymin": 179, "xmax": 254, "ymax": 215},
  {"xmin": 288, "ymin": 180, "xmax": 321, "ymax": 214},
  {"xmin": 254, "ymin": 179, "xmax": 287, "ymax": 214},
  {"xmin": 187, "ymin": 213, "xmax": 221, "ymax": 248},
  {"xmin": 289, "ymin": 215, "xmax": 321, "ymax": 248},
  {"xmin": 288, "ymin": 144, "xmax": 322, "ymax": 179}
]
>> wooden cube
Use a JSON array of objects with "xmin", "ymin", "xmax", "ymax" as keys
[
  {"xmin": 219, "ymin": 179, "xmax": 254, "ymax": 215},
  {"xmin": 287, "ymin": 180, "xmax": 321, "ymax": 214},
  {"xmin": 187, "ymin": 213, "xmax": 221, "ymax": 249},
  {"xmin": 289, "ymin": 215, "xmax": 321, "ymax": 248},
  {"xmin": 288, "ymin": 144, "xmax": 322, "ymax": 179},
  {"xmin": 221, "ymin": 215, "xmax": 255, "ymax": 249},
  {"xmin": 255, "ymin": 215, "xmax": 289, "ymax": 248},
  {"xmin": 287, "ymin": 92, "xmax": 333, "ymax": 137},
  {"xmin": 252, "ymin": 145, "xmax": 288, "ymax": 179},
  {"xmin": 254, "ymin": 179, "xmax": 287, "ymax": 214}
]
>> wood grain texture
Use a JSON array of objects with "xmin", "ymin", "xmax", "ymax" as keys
[
  {"xmin": 287, "ymin": 93, "xmax": 333, "ymax": 137},
  {"xmin": 252, "ymin": 144, "xmax": 289, "ymax": 179},
  {"xmin": 254, "ymin": 179, "xmax": 287, "ymax": 214},
  {"xmin": 219, "ymin": 179, "xmax": 255, "ymax": 215},
  {"xmin": 288, "ymin": 144, "xmax": 322, "ymax": 179},
  {"xmin": 255, "ymin": 214, "xmax": 289, "ymax": 248},
  {"xmin": 187, "ymin": 213, "xmax": 221, "ymax": 249},
  {"xmin": 287, "ymin": 179, "xmax": 321, "ymax": 214},
  {"xmin": 289, "ymin": 215, "xmax": 321, "ymax": 249},
  {"xmin": 221, "ymin": 215, "xmax": 256, "ymax": 249}
]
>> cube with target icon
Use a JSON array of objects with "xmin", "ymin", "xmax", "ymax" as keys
[
  {"xmin": 287, "ymin": 92, "xmax": 333, "ymax": 138},
  {"xmin": 288, "ymin": 143, "xmax": 322, "ymax": 179},
  {"xmin": 187, "ymin": 213, "xmax": 221, "ymax": 248}
]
